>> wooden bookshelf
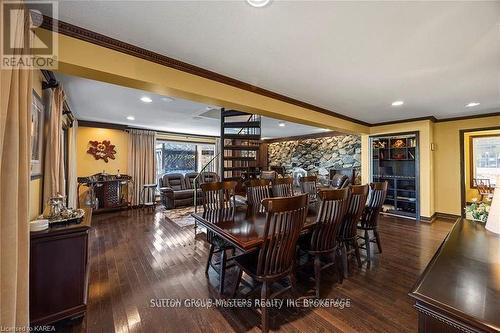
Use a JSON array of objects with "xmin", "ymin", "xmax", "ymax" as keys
[{"xmin": 371, "ymin": 133, "xmax": 419, "ymax": 220}]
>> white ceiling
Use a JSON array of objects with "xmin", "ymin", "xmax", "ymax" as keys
[
  {"xmin": 56, "ymin": 73, "xmax": 326, "ymax": 138},
  {"xmin": 49, "ymin": 1, "xmax": 500, "ymax": 123}
]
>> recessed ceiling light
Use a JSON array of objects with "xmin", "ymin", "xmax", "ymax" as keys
[
  {"xmin": 126, "ymin": 116, "xmax": 135, "ymax": 121},
  {"xmin": 140, "ymin": 96, "xmax": 152, "ymax": 103},
  {"xmin": 278, "ymin": 121, "xmax": 286, "ymax": 127},
  {"xmin": 465, "ymin": 102, "xmax": 480, "ymax": 108},
  {"xmin": 161, "ymin": 97, "xmax": 174, "ymax": 102},
  {"xmin": 246, "ymin": 0, "xmax": 272, "ymax": 8},
  {"xmin": 391, "ymin": 100, "xmax": 404, "ymax": 106}
]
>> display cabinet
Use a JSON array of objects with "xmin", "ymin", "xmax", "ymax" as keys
[{"xmin": 371, "ymin": 133, "xmax": 419, "ymax": 220}]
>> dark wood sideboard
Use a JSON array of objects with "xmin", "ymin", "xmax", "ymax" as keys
[
  {"xmin": 29, "ymin": 209, "xmax": 92, "ymax": 326},
  {"xmin": 409, "ymin": 218, "xmax": 500, "ymax": 333},
  {"xmin": 77, "ymin": 173, "xmax": 132, "ymax": 213}
]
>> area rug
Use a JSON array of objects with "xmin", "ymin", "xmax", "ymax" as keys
[{"xmin": 161, "ymin": 205, "xmax": 203, "ymax": 228}]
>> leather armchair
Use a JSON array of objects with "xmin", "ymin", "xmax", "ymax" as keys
[
  {"xmin": 159, "ymin": 172, "xmax": 220, "ymax": 209},
  {"xmin": 159, "ymin": 173, "xmax": 193, "ymax": 209},
  {"xmin": 199, "ymin": 172, "xmax": 219, "ymax": 184},
  {"xmin": 184, "ymin": 172, "xmax": 198, "ymax": 189},
  {"xmin": 260, "ymin": 170, "xmax": 278, "ymax": 180},
  {"xmin": 330, "ymin": 174, "xmax": 350, "ymax": 189}
]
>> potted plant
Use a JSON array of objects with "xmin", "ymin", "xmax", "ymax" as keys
[{"xmin": 466, "ymin": 202, "xmax": 490, "ymax": 222}]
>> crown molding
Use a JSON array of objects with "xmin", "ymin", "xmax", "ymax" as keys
[
  {"xmin": 262, "ymin": 130, "xmax": 346, "ymax": 143},
  {"xmin": 41, "ymin": 15, "xmax": 371, "ymax": 127},
  {"xmin": 434, "ymin": 111, "xmax": 500, "ymax": 123},
  {"xmin": 371, "ymin": 116, "xmax": 438, "ymax": 127}
]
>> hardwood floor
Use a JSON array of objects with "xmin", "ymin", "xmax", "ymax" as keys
[{"xmin": 55, "ymin": 208, "xmax": 454, "ymax": 333}]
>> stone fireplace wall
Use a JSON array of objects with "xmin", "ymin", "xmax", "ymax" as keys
[{"xmin": 267, "ymin": 134, "xmax": 361, "ymax": 178}]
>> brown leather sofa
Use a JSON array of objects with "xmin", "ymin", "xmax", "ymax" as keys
[{"xmin": 159, "ymin": 172, "xmax": 219, "ymax": 209}]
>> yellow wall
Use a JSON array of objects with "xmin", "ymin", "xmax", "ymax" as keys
[
  {"xmin": 433, "ymin": 116, "xmax": 500, "ymax": 216},
  {"xmin": 29, "ymin": 70, "xmax": 44, "ymax": 220},
  {"xmin": 76, "ymin": 126, "xmax": 128, "ymax": 177},
  {"xmin": 361, "ymin": 120, "xmax": 434, "ymax": 218},
  {"xmin": 362, "ymin": 116, "xmax": 500, "ymax": 218},
  {"xmin": 41, "ymin": 27, "xmax": 500, "ymax": 220}
]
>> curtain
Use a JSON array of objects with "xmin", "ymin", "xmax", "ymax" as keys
[
  {"xmin": 128, "ymin": 129, "xmax": 156, "ymax": 206},
  {"xmin": 0, "ymin": 6, "xmax": 32, "ymax": 328},
  {"xmin": 42, "ymin": 87, "xmax": 65, "ymax": 204},
  {"xmin": 67, "ymin": 119, "xmax": 78, "ymax": 208}
]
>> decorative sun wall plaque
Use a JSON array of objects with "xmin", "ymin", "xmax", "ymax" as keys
[{"xmin": 87, "ymin": 140, "xmax": 116, "ymax": 162}]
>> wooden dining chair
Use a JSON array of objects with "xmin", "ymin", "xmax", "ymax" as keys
[
  {"xmin": 357, "ymin": 182, "xmax": 388, "ymax": 268},
  {"xmin": 200, "ymin": 180, "xmax": 237, "ymax": 210},
  {"xmin": 305, "ymin": 188, "xmax": 349, "ymax": 298},
  {"xmin": 246, "ymin": 179, "xmax": 271, "ymax": 214},
  {"xmin": 338, "ymin": 184, "xmax": 369, "ymax": 275},
  {"xmin": 232, "ymin": 194, "xmax": 308, "ymax": 333},
  {"xmin": 271, "ymin": 177, "xmax": 294, "ymax": 197},
  {"xmin": 473, "ymin": 178, "xmax": 494, "ymax": 202},
  {"xmin": 201, "ymin": 181, "xmax": 237, "ymax": 295},
  {"xmin": 300, "ymin": 175, "xmax": 318, "ymax": 203}
]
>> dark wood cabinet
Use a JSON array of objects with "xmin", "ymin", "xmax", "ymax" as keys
[
  {"xmin": 77, "ymin": 174, "xmax": 132, "ymax": 213},
  {"xmin": 409, "ymin": 219, "xmax": 500, "ymax": 333},
  {"xmin": 29, "ymin": 210, "xmax": 91, "ymax": 326},
  {"xmin": 371, "ymin": 133, "xmax": 420, "ymax": 220}
]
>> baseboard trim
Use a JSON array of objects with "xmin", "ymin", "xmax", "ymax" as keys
[
  {"xmin": 419, "ymin": 212, "xmax": 462, "ymax": 223},
  {"xmin": 419, "ymin": 213, "xmax": 436, "ymax": 223},
  {"xmin": 435, "ymin": 212, "xmax": 462, "ymax": 221}
]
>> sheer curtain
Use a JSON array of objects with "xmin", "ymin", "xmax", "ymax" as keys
[
  {"xmin": 67, "ymin": 119, "xmax": 78, "ymax": 208},
  {"xmin": 43, "ymin": 87, "xmax": 66, "ymax": 204},
  {"xmin": 128, "ymin": 129, "xmax": 156, "ymax": 206},
  {"xmin": 0, "ymin": 6, "xmax": 32, "ymax": 328}
]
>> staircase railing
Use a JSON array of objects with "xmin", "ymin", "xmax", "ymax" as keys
[
  {"xmin": 193, "ymin": 152, "xmax": 221, "ymax": 213},
  {"xmin": 221, "ymin": 113, "xmax": 260, "ymax": 180},
  {"xmin": 194, "ymin": 111, "xmax": 259, "ymax": 210}
]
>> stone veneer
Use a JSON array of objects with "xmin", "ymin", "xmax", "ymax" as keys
[{"xmin": 267, "ymin": 134, "xmax": 361, "ymax": 177}]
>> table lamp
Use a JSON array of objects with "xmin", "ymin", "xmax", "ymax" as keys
[{"xmin": 486, "ymin": 175, "xmax": 500, "ymax": 234}]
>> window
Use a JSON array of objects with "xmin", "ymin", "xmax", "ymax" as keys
[
  {"xmin": 156, "ymin": 140, "xmax": 215, "ymax": 177},
  {"xmin": 471, "ymin": 135, "xmax": 500, "ymax": 186}
]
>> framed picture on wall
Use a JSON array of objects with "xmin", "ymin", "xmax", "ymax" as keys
[{"xmin": 31, "ymin": 90, "xmax": 44, "ymax": 179}]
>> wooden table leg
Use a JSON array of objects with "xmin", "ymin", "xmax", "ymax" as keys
[
  {"xmin": 219, "ymin": 248, "xmax": 227, "ymax": 295},
  {"xmin": 341, "ymin": 244, "xmax": 348, "ymax": 278}
]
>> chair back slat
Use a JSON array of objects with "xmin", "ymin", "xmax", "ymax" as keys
[
  {"xmin": 310, "ymin": 188, "xmax": 350, "ymax": 253},
  {"xmin": 201, "ymin": 182, "xmax": 236, "ymax": 244},
  {"xmin": 338, "ymin": 185, "xmax": 369, "ymax": 240},
  {"xmin": 247, "ymin": 179, "xmax": 271, "ymax": 213},
  {"xmin": 256, "ymin": 194, "xmax": 308, "ymax": 277},
  {"xmin": 360, "ymin": 182, "xmax": 388, "ymax": 228},
  {"xmin": 201, "ymin": 181, "xmax": 237, "ymax": 211},
  {"xmin": 271, "ymin": 177, "xmax": 294, "ymax": 197},
  {"xmin": 300, "ymin": 175, "xmax": 318, "ymax": 202},
  {"xmin": 473, "ymin": 178, "xmax": 493, "ymax": 196},
  {"xmin": 202, "ymin": 207, "xmax": 235, "ymax": 243}
]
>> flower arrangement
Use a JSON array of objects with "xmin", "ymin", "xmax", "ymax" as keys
[{"xmin": 466, "ymin": 202, "xmax": 490, "ymax": 222}]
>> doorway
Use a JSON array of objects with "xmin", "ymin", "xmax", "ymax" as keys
[{"xmin": 460, "ymin": 127, "xmax": 500, "ymax": 219}]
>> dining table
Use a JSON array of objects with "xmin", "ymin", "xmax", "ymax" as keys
[
  {"xmin": 191, "ymin": 204, "xmax": 320, "ymax": 252},
  {"xmin": 191, "ymin": 201, "xmax": 342, "ymax": 297}
]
